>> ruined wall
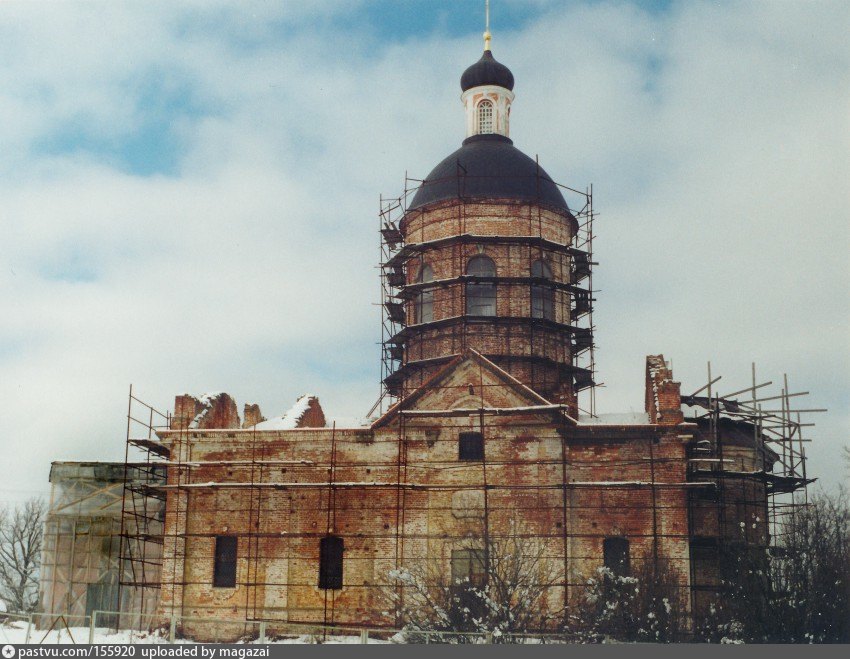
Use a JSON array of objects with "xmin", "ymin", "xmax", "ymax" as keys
[
  {"xmin": 155, "ymin": 416, "xmax": 693, "ymax": 638},
  {"xmin": 687, "ymin": 421, "xmax": 772, "ymax": 620},
  {"xmin": 146, "ymin": 353, "xmax": 782, "ymax": 641}
]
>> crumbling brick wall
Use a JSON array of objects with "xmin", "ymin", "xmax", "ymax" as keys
[
  {"xmin": 156, "ymin": 406, "xmax": 693, "ymax": 638},
  {"xmin": 396, "ymin": 199, "xmax": 580, "ymax": 410}
]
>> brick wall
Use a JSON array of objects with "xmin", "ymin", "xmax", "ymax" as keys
[
  {"xmin": 395, "ymin": 199, "xmax": 580, "ymax": 410},
  {"xmin": 155, "ymin": 420, "xmax": 694, "ymax": 638}
]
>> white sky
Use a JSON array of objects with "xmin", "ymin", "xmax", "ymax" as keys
[{"xmin": 0, "ymin": 1, "xmax": 847, "ymax": 504}]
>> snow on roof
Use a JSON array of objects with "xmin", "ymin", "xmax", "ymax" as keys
[
  {"xmin": 188, "ymin": 392, "xmax": 229, "ymax": 429},
  {"xmin": 252, "ymin": 394, "xmax": 320, "ymax": 431},
  {"xmin": 325, "ymin": 416, "xmax": 372, "ymax": 429},
  {"xmin": 577, "ymin": 412, "xmax": 651, "ymax": 426}
]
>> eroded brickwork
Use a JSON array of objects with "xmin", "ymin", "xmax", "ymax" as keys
[
  {"xmin": 393, "ymin": 199, "xmax": 581, "ymax": 409},
  {"xmin": 151, "ymin": 352, "xmax": 739, "ymax": 641}
]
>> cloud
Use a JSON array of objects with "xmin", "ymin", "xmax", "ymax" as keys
[{"xmin": 0, "ymin": 0, "xmax": 847, "ymax": 503}]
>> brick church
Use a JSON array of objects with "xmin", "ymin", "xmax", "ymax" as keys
[{"xmin": 40, "ymin": 35, "xmax": 804, "ymax": 641}]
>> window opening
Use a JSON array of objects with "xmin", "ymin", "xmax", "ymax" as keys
[
  {"xmin": 531, "ymin": 259, "xmax": 554, "ymax": 320},
  {"xmin": 603, "ymin": 537, "xmax": 630, "ymax": 576},
  {"xmin": 466, "ymin": 255, "xmax": 496, "ymax": 316},
  {"xmin": 415, "ymin": 263, "xmax": 434, "ymax": 324},
  {"xmin": 451, "ymin": 548, "xmax": 486, "ymax": 586},
  {"xmin": 459, "ymin": 431, "xmax": 484, "ymax": 461},
  {"xmin": 477, "ymin": 100, "xmax": 494, "ymax": 134},
  {"xmin": 213, "ymin": 536, "xmax": 237, "ymax": 588},
  {"xmin": 319, "ymin": 535, "xmax": 344, "ymax": 590}
]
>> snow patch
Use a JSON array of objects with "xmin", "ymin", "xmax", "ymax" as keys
[
  {"xmin": 252, "ymin": 394, "xmax": 319, "ymax": 430},
  {"xmin": 578, "ymin": 412, "xmax": 650, "ymax": 425},
  {"xmin": 326, "ymin": 416, "xmax": 371, "ymax": 428},
  {"xmin": 188, "ymin": 391, "xmax": 228, "ymax": 429}
]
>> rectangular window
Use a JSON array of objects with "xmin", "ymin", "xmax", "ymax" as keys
[
  {"xmin": 531, "ymin": 285, "xmax": 554, "ymax": 320},
  {"xmin": 459, "ymin": 431, "xmax": 484, "ymax": 461},
  {"xmin": 603, "ymin": 537, "xmax": 630, "ymax": 576},
  {"xmin": 319, "ymin": 536, "xmax": 344, "ymax": 590},
  {"xmin": 213, "ymin": 536, "xmax": 237, "ymax": 588},
  {"xmin": 416, "ymin": 290, "xmax": 434, "ymax": 324},
  {"xmin": 466, "ymin": 283, "xmax": 496, "ymax": 316},
  {"xmin": 451, "ymin": 548, "xmax": 486, "ymax": 586}
]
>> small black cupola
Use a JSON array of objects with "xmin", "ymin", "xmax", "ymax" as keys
[{"xmin": 460, "ymin": 50, "xmax": 515, "ymax": 92}]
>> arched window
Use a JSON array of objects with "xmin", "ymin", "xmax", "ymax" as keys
[
  {"xmin": 415, "ymin": 264, "xmax": 434, "ymax": 324},
  {"xmin": 531, "ymin": 259, "xmax": 554, "ymax": 320},
  {"xmin": 477, "ymin": 100, "xmax": 494, "ymax": 134},
  {"xmin": 466, "ymin": 255, "xmax": 496, "ymax": 316}
]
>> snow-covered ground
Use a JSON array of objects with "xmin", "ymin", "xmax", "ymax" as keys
[{"xmin": 0, "ymin": 620, "xmax": 386, "ymax": 644}]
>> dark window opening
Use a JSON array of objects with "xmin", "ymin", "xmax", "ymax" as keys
[
  {"xmin": 603, "ymin": 537, "xmax": 630, "ymax": 576},
  {"xmin": 319, "ymin": 535, "xmax": 344, "ymax": 590},
  {"xmin": 466, "ymin": 256, "xmax": 496, "ymax": 316},
  {"xmin": 459, "ymin": 431, "xmax": 484, "ymax": 461},
  {"xmin": 530, "ymin": 259, "xmax": 554, "ymax": 320},
  {"xmin": 213, "ymin": 536, "xmax": 237, "ymax": 588}
]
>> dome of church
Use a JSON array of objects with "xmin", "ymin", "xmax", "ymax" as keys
[
  {"xmin": 460, "ymin": 49, "xmax": 515, "ymax": 91},
  {"xmin": 408, "ymin": 134, "xmax": 572, "ymax": 216}
]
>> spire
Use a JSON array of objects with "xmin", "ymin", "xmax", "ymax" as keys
[
  {"xmin": 483, "ymin": 0, "xmax": 492, "ymax": 51},
  {"xmin": 461, "ymin": 0, "xmax": 515, "ymax": 138}
]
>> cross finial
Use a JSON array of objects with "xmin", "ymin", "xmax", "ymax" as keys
[{"xmin": 483, "ymin": 0, "xmax": 491, "ymax": 51}]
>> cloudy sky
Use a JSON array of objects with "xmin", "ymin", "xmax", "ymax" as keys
[{"xmin": 0, "ymin": 0, "xmax": 847, "ymax": 503}]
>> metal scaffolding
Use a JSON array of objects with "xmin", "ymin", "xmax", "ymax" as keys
[
  {"xmin": 681, "ymin": 362, "xmax": 822, "ymax": 612},
  {"xmin": 371, "ymin": 169, "xmax": 597, "ymax": 418},
  {"xmin": 103, "ymin": 353, "xmax": 826, "ymax": 639},
  {"xmin": 116, "ymin": 386, "xmax": 169, "ymax": 627}
]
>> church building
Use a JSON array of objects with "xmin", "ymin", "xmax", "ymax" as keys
[{"xmin": 39, "ymin": 32, "xmax": 808, "ymax": 642}]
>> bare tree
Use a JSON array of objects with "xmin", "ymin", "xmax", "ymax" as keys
[
  {"xmin": 577, "ymin": 556, "xmax": 686, "ymax": 643},
  {"xmin": 387, "ymin": 521, "xmax": 565, "ymax": 642},
  {"xmin": 770, "ymin": 488, "xmax": 849, "ymax": 643},
  {"xmin": 696, "ymin": 489, "xmax": 849, "ymax": 643},
  {"xmin": 0, "ymin": 498, "xmax": 46, "ymax": 613}
]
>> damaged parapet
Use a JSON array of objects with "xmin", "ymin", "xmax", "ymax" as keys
[
  {"xmin": 249, "ymin": 394, "xmax": 326, "ymax": 430},
  {"xmin": 171, "ymin": 392, "xmax": 325, "ymax": 430},
  {"xmin": 645, "ymin": 355, "xmax": 684, "ymax": 425},
  {"xmin": 172, "ymin": 392, "xmax": 240, "ymax": 429},
  {"xmin": 242, "ymin": 403, "xmax": 266, "ymax": 428}
]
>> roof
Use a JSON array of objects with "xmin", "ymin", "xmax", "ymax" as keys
[
  {"xmin": 578, "ymin": 412, "xmax": 652, "ymax": 426},
  {"xmin": 372, "ymin": 348, "xmax": 561, "ymax": 429},
  {"xmin": 460, "ymin": 49, "xmax": 514, "ymax": 92},
  {"xmin": 408, "ymin": 134, "xmax": 573, "ymax": 215}
]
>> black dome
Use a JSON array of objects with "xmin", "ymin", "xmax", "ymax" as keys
[
  {"xmin": 408, "ymin": 134, "xmax": 572, "ymax": 216},
  {"xmin": 460, "ymin": 50, "xmax": 514, "ymax": 92}
]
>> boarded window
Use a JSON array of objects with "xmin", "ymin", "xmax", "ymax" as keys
[
  {"xmin": 451, "ymin": 549, "xmax": 486, "ymax": 586},
  {"xmin": 459, "ymin": 431, "xmax": 484, "ymax": 461},
  {"xmin": 213, "ymin": 536, "xmax": 237, "ymax": 588},
  {"xmin": 319, "ymin": 535, "xmax": 344, "ymax": 590},
  {"xmin": 603, "ymin": 537, "xmax": 630, "ymax": 576}
]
